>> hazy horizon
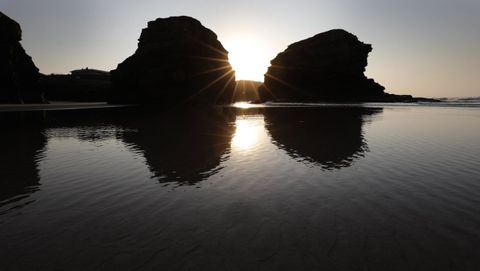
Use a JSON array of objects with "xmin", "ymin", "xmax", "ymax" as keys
[{"xmin": 2, "ymin": 0, "xmax": 479, "ymax": 98}]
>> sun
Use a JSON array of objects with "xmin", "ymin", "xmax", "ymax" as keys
[{"xmin": 225, "ymin": 36, "xmax": 270, "ymax": 82}]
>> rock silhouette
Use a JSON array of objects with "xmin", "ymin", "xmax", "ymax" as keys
[
  {"xmin": 259, "ymin": 29, "xmax": 401, "ymax": 102},
  {"xmin": 264, "ymin": 106, "xmax": 382, "ymax": 169},
  {"xmin": 0, "ymin": 12, "xmax": 44, "ymax": 103},
  {"xmin": 111, "ymin": 16, "xmax": 236, "ymax": 105}
]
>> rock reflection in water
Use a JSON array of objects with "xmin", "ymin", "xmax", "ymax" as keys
[
  {"xmin": 263, "ymin": 106, "xmax": 382, "ymax": 169},
  {"xmin": 0, "ymin": 113, "xmax": 46, "ymax": 209},
  {"xmin": 119, "ymin": 108, "xmax": 236, "ymax": 185},
  {"xmin": 0, "ymin": 107, "xmax": 237, "ymax": 198},
  {"xmin": 0, "ymin": 106, "xmax": 381, "ymax": 206}
]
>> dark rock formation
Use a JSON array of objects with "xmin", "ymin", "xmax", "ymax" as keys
[
  {"xmin": 259, "ymin": 29, "xmax": 394, "ymax": 102},
  {"xmin": 0, "ymin": 12, "xmax": 44, "ymax": 103},
  {"xmin": 111, "ymin": 16, "xmax": 236, "ymax": 105}
]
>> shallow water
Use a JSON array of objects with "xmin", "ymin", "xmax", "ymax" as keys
[{"xmin": 1, "ymin": 104, "xmax": 480, "ymax": 270}]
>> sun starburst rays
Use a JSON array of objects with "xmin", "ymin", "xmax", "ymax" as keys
[{"xmin": 181, "ymin": 36, "xmax": 274, "ymax": 104}]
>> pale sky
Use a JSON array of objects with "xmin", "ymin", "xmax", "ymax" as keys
[{"xmin": 2, "ymin": 0, "xmax": 479, "ymax": 97}]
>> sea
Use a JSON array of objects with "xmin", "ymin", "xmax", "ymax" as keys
[{"xmin": 1, "ymin": 102, "xmax": 480, "ymax": 270}]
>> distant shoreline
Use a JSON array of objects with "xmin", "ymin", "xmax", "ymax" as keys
[{"xmin": 0, "ymin": 102, "xmax": 129, "ymax": 112}]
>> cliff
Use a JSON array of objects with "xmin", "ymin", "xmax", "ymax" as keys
[
  {"xmin": 0, "ymin": 12, "xmax": 44, "ymax": 103},
  {"xmin": 259, "ymin": 29, "xmax": 401, "ymax": 102},
  {"xmin": 110, "ymin": 16, "xmax": 236, "ymax": 105}
]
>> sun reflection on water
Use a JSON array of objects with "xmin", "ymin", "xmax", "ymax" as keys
[
  {"xmin": 231, "ymin": 117, "xmax": 260, "ymax": 151},
  {"xmin": 233, "ymin": 102, "xmax": 254, "ymax": 109}
]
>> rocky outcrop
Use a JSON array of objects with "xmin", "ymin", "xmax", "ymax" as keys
[
  {"xmin": 0, "ymin": 12, "xmax": 44, "ymax": 103},
  {"xmin": 111, "ymin": 16, "xmax": 236, "ymax": 105},
  {"xmin": 259, "ymin": 29, "xmax": 388, "ymax": 102}
]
